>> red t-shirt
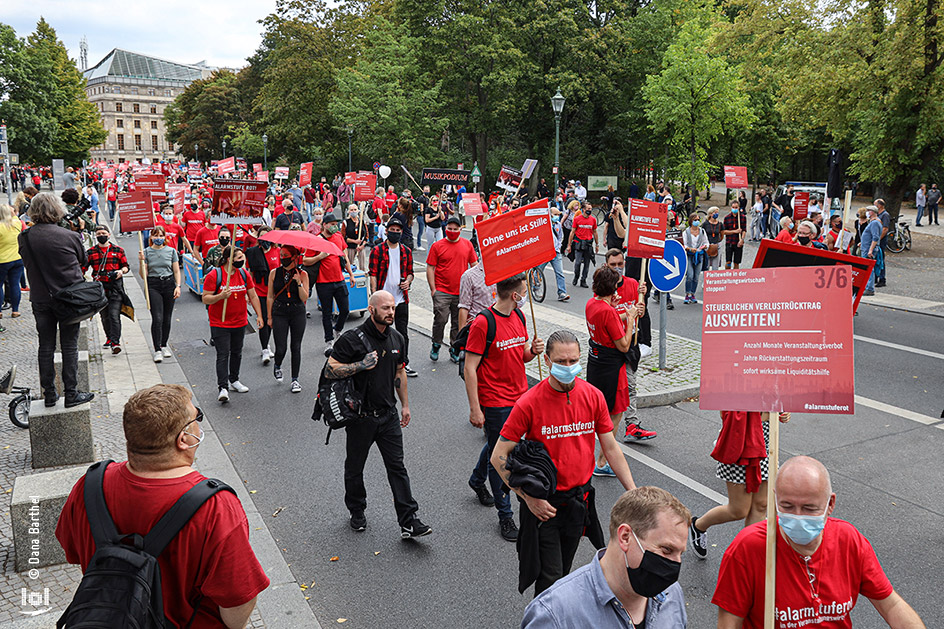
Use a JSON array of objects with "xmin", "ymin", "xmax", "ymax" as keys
[
  {"xmin": 156, "ymin": 217, "xmax": 186, "ymax": 251},
  {"xmin": 106, "ymin": 184, "xmax": 117, "ymax": 201},
  {"xmin": 466, "ymin": 307, "xmax": 528, "ymax": 407},
  {"xmin": 203, "ymin": 267, "xmax": 255, "ymax": 328},
  {"xmin": 385, "ymin": 192, "xmax": 399, "ymax": 207},
  {"xmin": 585, "ymin": 297, "xmax": 626, "ymax": 348},
  {"xmin": 315, "ymin": 232, "xmax": 347, "ymax": 283},
  {"xmin": 775, "ymin": 228, "xmax": 795, "ymax": 244},
  {"xmin": 254, "ymin": 247, "xmax": 281, "ymax": 298},
  {"xmin": 614, "ymin": 277, "xmax": 639, "ymax": 310},
  {"xmin": 181, "ymin": 210, "xmax": 207, "ymax": 241},
  {"xmin": 500, "ymin": 379, "xmax": 613, "ymax": 491},
  {"xmin": 712, "ymin": 519, "xmax": 894, "ymax": 629},
  {"xmin": 427, "ymin": 238, "xmax": 477, "ymax": 296},
  {"xmin": 195, "ymin": 225, "xmax": 221, "ymax": 258},
  {"xmin": 572, "ymin": 214, "xmax": 597, "ymax": 241},
  {"xmin": 55, "ymin": 462, "xmax": 270, "ymax": 628}
]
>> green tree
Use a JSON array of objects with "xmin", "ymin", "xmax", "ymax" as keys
[
  {"xmin": 643, "ymin": 18, "xmax": 755, "ymax": 200},
  {"xmin": 164, "ymin": 70, "xmax": 243, "ymax": 162}
]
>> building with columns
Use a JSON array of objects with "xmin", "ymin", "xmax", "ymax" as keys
[{"xmin": 84, "ymin": 49, "xmax": 214, "ymax": 163}]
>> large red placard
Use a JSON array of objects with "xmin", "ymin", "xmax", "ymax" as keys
[
  {"xmin": 299, "ymin": 162, "xmax": 313, "ymax": 187},
  {"xmin": 134, "ymin": 174, "xmax": 166, "ymax": 202},
  {"xmin": 353, "ymin": 172, "xmax": 376, "ymax": 202},
  {"xmin": 463, "ymin": 193, "xmax": 484, "ymax": 216},
  {"xmin": 793, "ymin": 191, "xmax": 810, "ymax": 221},
  {"xmin": 210, "ymin": 180, "xmax": 268, "ymax": 224},
  {"xmin": 700, "ymin": 266, "xmax": 854, "ymax": 414},
  {"xmin": 723, "ymin": 166, "xmax": 749, "ymax": 188},
  {"xmin": 274, "ymin": 166, "xmax": 290, "ymax": 179},
  {"xmin": 168, "ymin": 184, "xmax": 188, "ymax": 214},
  {"xmin": 477, "ymin": 201, "xmax": 557, "ymax": 285},
  {"xmin": 217, "ymin": 157, "xmax": 236, "ymax": 175},
  {"xmin": 626, "ymin": 198, "xmax": 668, "ymax": 259},
  {"xmin": 117, "ymin": 192, "xmax": 155, "ymax": 232}
]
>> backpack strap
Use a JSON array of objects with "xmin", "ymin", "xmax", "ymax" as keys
[
  {"xmin": 83, "ymin": 460, "xmax": 120, "ymax": 547},
  {"xmin": 143, "ymin": 478, "xmax": 235, "ymax": 557},
  {"xmin": 480, "ymin": 308, "xmax": 497, "ymax": 361}
]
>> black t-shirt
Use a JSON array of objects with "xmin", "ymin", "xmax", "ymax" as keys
[
  {"xmin": 604, "ymin": 214, "xmax": 624, "ymax": 249},
  {"xmin": 776, "ymin": 193, "xmax": 794, "ymax": 218},
  {"xmin": 344, "ymin": 218, "xmax": 365, "ymax": 248},
  {"xmin": 425, "ymin": 205, "xmax": 444, "ymax": 229},
  {"xmin": 274, "ymin": 211, "xmax": 303, "ymax": 230},
  {"xmin": 331, "ymin": 320, "xmax": 406, "ymax": 412},
  {"xmin": 704, "ymin": 220, "xmax": 722, "ymax": 244}
]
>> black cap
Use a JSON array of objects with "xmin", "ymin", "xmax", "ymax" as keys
[
  {"xmin": 446, "ymin": 216, "xmax": 462, "ymax": 227},
  {"xmin": 387, "ymin": 216, "xmax": 404, "ymax": 229},
  {"xmin": 323, "ymin": 212, "xmax": 340, "ymax": 224}
]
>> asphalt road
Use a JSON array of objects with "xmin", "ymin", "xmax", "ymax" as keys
[{"xmin": 122, "ymin": 233, "xmax": 944, "ymax": 628}]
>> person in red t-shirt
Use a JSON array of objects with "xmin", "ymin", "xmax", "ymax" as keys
[
  {"xmin": 55, "ymin": 384, "xmax": 270, "ymax": 627},
  {"xmin": 303, "ymin": 212, "xmax": 353, "ymax": 352},
  {"xmin": 245, "ymin": 226, "xmax": 282, "ymax": 365},
  {"xmin": 565, "ymin": 201, "xmax": 599, "ymax": 287},
  {"xmin": 181, "ymin": 203, "xmax": 208, "ymax": 244},
  {"xmin": 464, "ymin": 273, "xmax": 544, "ymax": 543},
  {"xmin": 713, "ymin": 456, "xmax": 924, "ymax": 629},
  {"xmin": 156, "ymin": 203, "xmax": 195, "ymax": 257},
  {"xmin": 426, "ymin": 216, "xmax": 477, "ymax": 361},
  {"xmin": 385, "ymin": 185, "xmax": 398, "ymax": 209},
  {"xmin": 106, "ymin": 181, "xmax": 118, "ymax": 220},
  {"xmin": 194, "ymin": 223, "xmax": 222, "ymax": 264},
  {"xmin": 202, "ymin": 247, "xmax": 263, "ymax": 402},
  {"xmin": 492, "ymin": 330, "xmax": 635, "ymax": 595}
]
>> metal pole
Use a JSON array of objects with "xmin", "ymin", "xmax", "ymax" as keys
[
  {"xmin": 0, "ymin": 125, "xmax": 12, "ymax": 205},
  {"xmin": 347, "ymin": 129, "xmax": 353, "ymax": 172},
  {"xmin": 263, "ymin": 138, "xmax": 267, "ymax": 171},
  {"xmin": 659, "ymin": 297, "xmax": 667, "ymax": 370},
  {"xmin": 554, "ymin": 114, "xmax": 561, "ymax": 195}
]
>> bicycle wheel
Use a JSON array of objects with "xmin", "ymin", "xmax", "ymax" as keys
[
  {"xmin": 529, "ymin": 267, "xmax": 547, "ymax": 303},
  {"xmin": 904, "ymin": 226, "xmax": 912, "ymax": 250},
  {"xmin": 886, "ymin": 229, "xmax": 905, "ymax": 253},
  {"xmin": 9, "ymin": 393, "xmax": 29, "ymax": 429}
]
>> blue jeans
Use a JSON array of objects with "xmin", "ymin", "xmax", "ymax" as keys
[
  {"xmin": 878, "ymin": 236, "xmax": 887, "ymax": 282},
  {"xmin": 107, "ymin": 199, "xmax": 116, "ymax": 220},
  {"xmin": 864, "ymin": 246, "xmax": 883, "ymax": 290},
  {"xmin": 415, "ymin": 215, "xmax": 426, "ymax": 245},
  {"xmin": 684, "ymin": 252, "xmax": 702, "ymax": 295},
  {"xmin": 469, "ymin": 406, "xmax": 514, "ymax": 521},
  {"xmin": 916, "ymin": 204, "xmax": 925, "ymax": 225},
  {"xmin": 0, "ymin": 259, "xmax": 24, "ymax": 311},
  {"xmin": 539, "ymin": 253, "xmax": 568, "ymax": 297}
]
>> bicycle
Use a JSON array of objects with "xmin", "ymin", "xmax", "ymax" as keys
[
  {"xmin": 527, "ymin": 266, "xmax": 547, "ymax": 303},
  {"xmin": 885, "ymin": 219, "xmax": 912, "ymax": 253},
  {"xmin": 1, "ymin": 365, "xmax": 31, "ymax": 429}
]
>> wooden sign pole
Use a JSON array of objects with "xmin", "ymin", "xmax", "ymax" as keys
[
  {"xmin": 219, "ymin": 241, "xmax": 237, "ymax": 321},
  {"xmin": 631, "ymin": 259, "xmax": 647, "ymax": 346},
  {"xmin": 764, "ymin": 409, "xmax": 781, "ymax": 629},
  {"xmin": 526, "ymin": 288, "xmax": 544, "ymax": 379},
  {"xmin": 138, "ymin": 232, "xmax": 151, "ymax": 309}
]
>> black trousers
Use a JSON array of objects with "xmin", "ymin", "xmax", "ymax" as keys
[
  {"xmin": 258, "ymin": 296, "xmax": 271, "ymax": 349},
  {"xmin": 272, "ymin": 304, "xmax": 306, "ymax": 379},
  {"xmin": 394, "ymin": 301, "xmax": 410, "ymax": 365},
  {"xmin": 100, "ymin": 281, "xmax": 124, "ymax": 344},
  {"xmin": 344, "ymin": 408, "xmax": 419, "ymax": 527},
  {"xmin": 573, "ymin": 245, "xmax": 593, "ymax": 283},
  {"xmin": 147, "ymin": 276, "xmax": 176, "ymax": 351},
  {"xmin": 316, "ymin": 281, "xmax": 349, "ymax": 342},
  {"xmin": 210, "ymin": 326, "xmax": 244, "ymax": 389},
  {"xmin": 34, "ymin": 303, "xmax": 80, "ymax": 399}
]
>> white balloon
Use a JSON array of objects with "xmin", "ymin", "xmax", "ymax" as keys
[{"xmin": 378, "ymin": 165, "xmax": 391, "ymax": 179}]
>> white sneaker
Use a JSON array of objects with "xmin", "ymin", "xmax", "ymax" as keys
[
  {"xmin": 415, "ymin": 246, "xmax": 425, "ymax": 251},
  {"xmin": 262, "ymin": 348, "xmax": 271, "ymax": 365},
  {"xmin": 324, "ymin": 341, "xmax": 333, "ymax": 357},
  {"xmin": 161, "ymin": 347, "xmax": 172, "ymax": 358},
  {"xmin": 639, "ymin": 344, "xmax": 653, "ymax": 359},
  {"xmin": 153, "ymin": 351, "xmax": 163, "ymax": 363},
  {"xmin": 291, "ymin": 380, "xmax": 302, "ymax": 393},
  {"xmin": 218, "ymin": 388, "xmax": 229, "ymax": 403},
  {"xmin": 228, "ymin": 380, "xmax": 250, "ymax": 393}
]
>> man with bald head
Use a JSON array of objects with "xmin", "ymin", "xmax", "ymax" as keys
[
  {"xmin": 713, "ymin": 456, "xmax": 924, "ymax": 628},
  {"xmin": 325, "ymin": 290, "xmax": 432, "ymax": 539}
]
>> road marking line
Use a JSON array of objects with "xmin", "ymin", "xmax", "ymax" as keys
[
  {"xmin": 619, "ymin": 444, "xmax": 725, "ymax": 505},
  {"xmin": 853, "ymin": 335, "xmax": 944, "ymax": 360},
  {"xmin": 855, "ymin": 396, "xmax": 941, "ymax": 426}
]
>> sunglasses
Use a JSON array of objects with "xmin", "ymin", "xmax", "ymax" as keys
[{"xmin": 178, "ymin": 407, "xmax": 203, "ymax": 435}]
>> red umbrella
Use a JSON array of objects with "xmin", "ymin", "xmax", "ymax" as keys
[{"xmin": 259, "ymin": 230, "xmax": 342, "ymax": 255}]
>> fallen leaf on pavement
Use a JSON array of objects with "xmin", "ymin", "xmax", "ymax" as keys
[
  {"xmin": 249, "ymin": 490, "xmax": 257, "ymax": 494},
  {"xmin": 330, "ymin": 556, "xmax": 339, "ymax": 562}
]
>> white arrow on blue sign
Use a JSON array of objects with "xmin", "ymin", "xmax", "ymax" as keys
[{"xmin": 649, "ymin": 239, "xmax": 687, "ymax": 293}]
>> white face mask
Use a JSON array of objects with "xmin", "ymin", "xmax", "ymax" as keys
[{"xmin": 162, "ymin": 213, "xmax": 173, "ymax": 221}]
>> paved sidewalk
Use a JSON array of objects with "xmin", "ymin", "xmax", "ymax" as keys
[{"xmin": 0, "ymin": 271, "xmax": 319, "ymax": 627}]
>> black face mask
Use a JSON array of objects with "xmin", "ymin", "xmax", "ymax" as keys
[
  {"xmin": 797, "ymin": 235, "xmax": 811, "ymax": 246},
  {"xmin": 219, "ymin": 237, "xmax": 231, "ymax": 246},
  {"xmin": 387, "ymin": 231, "xmax": 402, "ymax": 244},
  {"xmin": 624, "ymin": 531, "xmax": 681, "ymax": 598},
  {"xmin": 232, "ymin": 259, "xmax": 245, "ymax": 269},
  {"xmin": 259, "ymin": 241, "xmax": 271, "ymax": 251},
  {"xmin": 96, "ymin": 235, "xmax": 109, "ymax": 244},
  {"xmin": 280, "ymin": 257, "xmax": 293, "ymax": 268}
]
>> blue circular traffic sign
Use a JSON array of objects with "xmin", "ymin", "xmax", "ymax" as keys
[{"xmin": 649, "ymin": 239, "xmax": 687, "ymax": 293}]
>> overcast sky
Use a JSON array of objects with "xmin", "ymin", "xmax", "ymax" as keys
[{"xmin": 6, "ymin": 1, "xmax": 276, "ymax": 71}]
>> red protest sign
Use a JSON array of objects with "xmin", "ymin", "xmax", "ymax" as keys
[
  {"xmin": 299, "ymin": 162, "xmax": 313, "ymax": 187},
  {"xmin": 723, "ymin": 166, "xmax": 749, "ymax": 188},
  {"xmin": 463, "ymin": 192, "xmax": 484, "ymax": 216},
  {"xmin": 700, "ymin": 266, "xmax": 854, "ymax": 414},
  {"xmin": 752, "ymin": 238, "xmax": 875, "ymax": 314},
  {"xmin": 274, "ymin": 166, "xmax": 290, "ymax": 179},
  {"xmin": 253, "ymin": 163, "xmax": 262, "ymax": 173},
  {"xmin": 626, "ymin": 198, "xmax": 668, "ymax": 259},
  {"xmin": 256, "ymin": 171, "xmax": 269, "ymax": 182},
  {"xmin": 477, "ymin": 202, "xmax": 557, "ymax": 285},
  {"xmin": 217, "ymin": 157, "xmax": 236, "ymax": 175},
  {"xmin": 134, "ymin": 174, "xmax": 166, "ymax": 202},
  {"xmin": 117, "ymin": 192, "xmax": 155, "ymax": 232},
  {"xmin": 353, "ymin": 172, "xmax": 376, "ymax": 202},
  {"xmin": 344, "ymin": 172, "xmax": 356, "ymax": 185},
  {"xmin": 102, "ymin": 168, "xmax": 115, "ymax": 180},
  {"xmin": 210, "ymin": 180, "xmax": 268, "ymax": 224},
  {"xmin": 793, "ymin": 191, "xmax": 810, "ymax": 221},
  {"xmin": 168, "ymin": 184, "xmax": 188, "ymax": 214}
]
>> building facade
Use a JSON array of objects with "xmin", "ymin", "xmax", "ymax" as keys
[{"xmin": 84, "ymin": 49, "xmax": 213, "ymax": 163}]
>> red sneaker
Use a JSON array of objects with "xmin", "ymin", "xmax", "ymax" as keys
[{"xmin": 624, "ymin": 423, "xmax": 657, "ymax": 442}]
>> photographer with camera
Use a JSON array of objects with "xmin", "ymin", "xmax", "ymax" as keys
[
  {"xmin": 85, "ymin": 224, "xmax": 130, "ymax": 354},
  {"xmin": 59, "ymin": 188, "xmax": 95, "ymax": 247}
]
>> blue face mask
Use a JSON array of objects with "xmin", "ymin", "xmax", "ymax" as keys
[
  {"xmin": 778, "ymin": 509, "xmax": 826, "ymax": 546},
  {"xmin": 712, "ymin": 214, "xmax": 719, "ymax": 219},
  {"xmin": 550, "ymin": 362, "xmax": 582, "ymax": 384},
  {"xmin": 152, "ymin": 238, "xmax": 165, "ymax": 246},
  {"xmin": 692, "ymin": 220, "xmax": 700, "ymax": 227},
  {"xmin": 551, "ymin": 215, "xmax": 560, "ymax": 223}
]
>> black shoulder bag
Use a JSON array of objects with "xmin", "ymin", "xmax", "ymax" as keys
[{"xmin": 24, "ymin": 229, "xmax": 108, "ymax": 325}]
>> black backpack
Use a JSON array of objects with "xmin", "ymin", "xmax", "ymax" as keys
[
  {"xmin": 57, "ymin": 460, "xmax": 235, "ymax": 629},
  {"xmin": 312, "ymin": 329, "xmax": 372, "ymax": 444},
  {"xmin": 451, "ymin": 307, "xmax": 526, "ymax": 379}
]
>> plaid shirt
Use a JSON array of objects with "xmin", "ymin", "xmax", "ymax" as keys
[
  {"xmin": 369, "ymin": 242, "xmax": 414, "ymax": 304},
  {"xmin": 84, "ymin": 244, "xmax": 129, "ymax": 284},
  {"xmin": 722, "ymin": 212, "xmax": 748, "ymax": 247}
]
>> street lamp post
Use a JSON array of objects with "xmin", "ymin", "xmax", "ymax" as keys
[
  {"xmin": 222, "ymin": 139, "xmax": 226, "ymax": 159},
  {"xmin": 194, "ymin": 143, "xmax": 199, "ymax": 164},
  {"xmin": 262, "ymin": 134, "xmax": 268, "ymax": 171},
  {"xmin": 347, "ymin": 127, "xmax": 353, "ymax": 172},
  {"xmin": 551, "ymin": 88, "xmax": 565, "ymax": 196}
]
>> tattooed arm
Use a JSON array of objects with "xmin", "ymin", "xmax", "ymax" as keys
[
  {"xmin": 491, "ymin": 436, "xmax": 557, "ymax": 522},
  {"xmin": 325, "ymin": 351, "xmax": 378, "ymax": 379}
]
